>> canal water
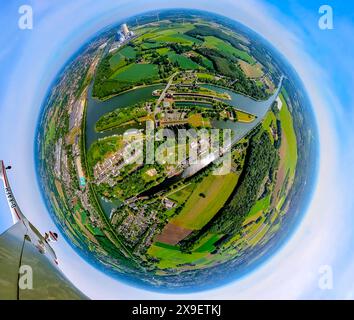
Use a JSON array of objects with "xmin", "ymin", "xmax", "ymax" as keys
[
  {"xmin": 86, "ymin": 82, "xmax": 282, "ymax": 149},
  {"xmin": 85, "ymin": 79, "xmax": 282, "ymax": 216},
  {"xmin": 85, "ymin": 84, "xmax": 164, "ymax": 150}
]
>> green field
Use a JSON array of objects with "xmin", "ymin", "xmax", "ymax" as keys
[
  {"xmin": 194, "ymin": 233, "xmax": 221, "ymax": 252},
  {"xmin": 109, "ymin": 46, "xmax": 137, "ymax": 70},
  {"xmin": 171, "ymin": 173, "xmax": 239, "ymax": 230},
  {"xmin": 244, "ymin": 195, "xmax": 271, "ymax": 225},
  {"xmin": 155, "ymin": 33, "xmax": 201, "ymax": 45},
  {"xmin": 167, "ymin": 184, "xmax": 194, "ymax": 204},
  {"xmin": 138, "ymin": 26, "xmax": 201, "ymax": 47},
  {"xmin": 204, "ymin": 36, "xmax": 255, "ymax": 64},
  {"xmin": 87, "ymin": 136, "xmax": 123, "ymax": 167},
  {"xmin": 120, "ymin": 46, "xmax": 137, "ymax": 59},
  {"xmin": 109, "ymin": 54, "xmax": 126, "ymax": 70},
  {"xmin": 148, "ymin": 242, "xmax": 208, "ymax": 269},
  {"xmin": 279, "ymin": 92, "xmax": 298, "ymax": 177},
  {"xmin": 197, "ymin": 73, "xmax": 215, "ymax": 80},
  {"xmin": 141, "ymin": 41, "xmax": 163, "ymax": 50},
  {"xmin": 167, "ymin": 52, "xmax": 201, "ymax": 70},
  {"xmin": 199, "ymin": 56, "xmax": 214, "ymax": 70},
  {"xmin": 156, "ymin": 47, "xmax": 171, "ymax": 55},
  {"xmin": 110, "ymin": 63, "xmax": 159, "ymax": 82},
  {"xmin": 262, "ymin": 109, "xmax": 277, "ymax": 131}
]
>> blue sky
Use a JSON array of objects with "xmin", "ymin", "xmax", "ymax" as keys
[{"xmin": 0, "ymin": 0, "xmax": 354, "ymax": 299}]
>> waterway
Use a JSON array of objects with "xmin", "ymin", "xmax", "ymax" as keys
[
  {"xmin": 86, "ymin": 82, "xmax": 282, "ymax": 149},
  {"xmin": 85, "ymin": 84, "xmax": 164, "ymax": 149},
  {"xmin": 85, "ymin": 79, "xmax": 283, "ymax": 215}
]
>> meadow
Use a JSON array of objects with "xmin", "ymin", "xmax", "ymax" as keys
[
  {"xmin": 203, "ymin": 36, "xmax": 255, "ymax": 64},
  {"xmin": 109, "ymin": 46, "xmax": 137, "ymax": 70},
  {"xmin": 110, "ymin": 63, "xmax": 159, "ymax": 83},
  {"xmin": 171, "ymin": 172, "xmax": 239, "ymax": 230},
  {"xmin": 147, "ymin": 242, "xmax": 208, "ymax": 269},
  {"xmin": 278, "ymin": 91, "xmax": 298, "ymax": 178},
  {"xmin": 167, "ymin": 52, "xmax": 201, "ymax": 70}
]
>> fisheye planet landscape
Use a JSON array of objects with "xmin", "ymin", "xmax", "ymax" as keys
[{"xmin": 36, "ymin": 9, "xmax": 318, "ymax": 291}]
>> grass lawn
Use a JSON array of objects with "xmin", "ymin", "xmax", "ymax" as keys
[
  {"xmin": 203, "ymin": 36, "xmax": 255, "ymax": 64},
  {"xmin": 110, "ymin": 63, "xmax": 159, "ymax": 82},
  {"xmin": 171, "ymin": 172, "xmax": 239, "ymax": 230}
]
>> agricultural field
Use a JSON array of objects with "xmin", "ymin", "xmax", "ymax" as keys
[
  {"xmin": 167, "ymin": 184, "xmax": 195, "ymax": 204},
  {"xmin": 197, "ymin": 72, "xmax": 215, "ymax": 81},
  {"xmin": 238, "ymin": 60, "xmax": 264, "ymax": 78},
  {"xmin": 278, "ymin": 91, "xmax": 298, "ymax": 178},
  {"xmin": 171, "ymin": 173, "xmax": 239, "ymax": 230},
  {"xmin": 147, "ymin": 242, "xmax": 208, "ymax": 269},
  {"xmin": 204, "ymin": 36, "xmax": 255, "ymax": 64},
  {"xmin": 167, "ymin": 52, "xmax": 201, "ymax": 70},
  {"xmin": 110, "ymin": 63, "xmax": 159, "ymax": 82},
  {"xmin": 109, "ymin": 46, "xmax": 137, "ymax": 70},
  {"xmin": 244, "ymin": 195, "xmax": 271, "ymax": 225},
  {"xmin": 270, "ymin": 91, "xmax": 298, "ymax": 208},
  {"xmin": 194, "ymin": 233, "xmax": 222, "ymax": 252}
]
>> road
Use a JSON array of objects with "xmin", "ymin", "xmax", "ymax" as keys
[{"xmin": 155, "ymin": 72, "xmax": 179, "ymax": 109}]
